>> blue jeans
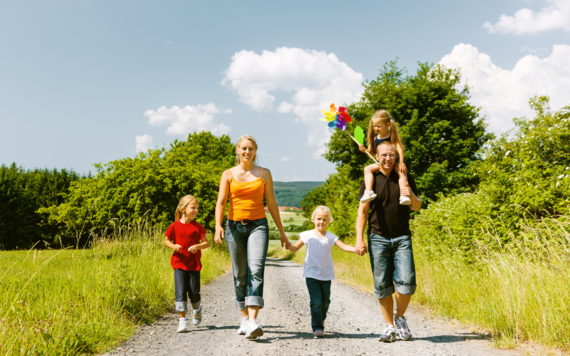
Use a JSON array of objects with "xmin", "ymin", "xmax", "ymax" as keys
[
  {"xmin": 368, "ymin": 233, "xmax": 416, "ymax": 299},
  {"xmin": 305, "ymin": 278, "xmax": 331, "ymax": 331},
  {"xmin": 225, "ymin": 218, "xmax": 269, "ymax": 309},
  {"xmin": 174, "ymin": 269, "xmax": 200, "ymax": 312}
]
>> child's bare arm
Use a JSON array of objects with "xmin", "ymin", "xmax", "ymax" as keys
[
  {"xmin": 288, "ymin": 239, "xmax": 305, "ymax": 253},
  {"xmin": 164, "ymin": 236, "xmax": 181, "ymax": 251},
  {"xmin": 335, "ymin": 239, "xmax": 357, "ymax": 254},
  {"xmin": 189, "ymin": 234, "xmax": 210, "ymax": 253}
]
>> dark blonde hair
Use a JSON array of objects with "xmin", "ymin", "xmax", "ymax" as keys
[
  {"xmin": 235, "ymin": 135, "xmax": 260, "ymax": 166},
  {"xmin": 175, "ymin": 195, "xmax": 198, "ymax": 221},
  {"xmin": 367, "ymin": 110, "xmax": 403, "ymax": 156}
]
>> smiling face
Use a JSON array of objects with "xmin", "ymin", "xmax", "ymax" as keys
[
  {"xmin": 312, "ymin": 210, "xmax": 330, "ymax": 232},
  {"xmin": 236, "ymin": 139, "xmax": 257, "ymax": 164},
  {"xmin": 183, "ymin": 201, "xmax": 199, "ymax": 221},
  {"xmin": 372, "ymin": 118, "xmax": 390, "ymax": 136},
  {"xmin": 376, "ymin": 143, "xmax": 396, "ymax": 171}
]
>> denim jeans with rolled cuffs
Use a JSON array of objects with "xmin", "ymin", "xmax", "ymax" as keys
[
  {"xmin": 225, "ymin": 217, "xmax": 269, "ymax": 309},
  {"xmin": 174, "ymin": 269, "xmax": 201, "ymax": 312},
  {"xmin": 368, "ymin": 233, "xmax": 416, "ymax": 299}
]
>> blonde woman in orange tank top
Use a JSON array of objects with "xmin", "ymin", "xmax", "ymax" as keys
[{"xmin": 214, "ymin": 134, "xmax": 290, "ymax": 339}]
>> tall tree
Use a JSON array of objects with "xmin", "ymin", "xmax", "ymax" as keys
[{"xmin": 303, "ymin": 61, "xmax": 493, "ymax": 238}]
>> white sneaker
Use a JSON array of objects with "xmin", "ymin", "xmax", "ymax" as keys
[
  {"xmin": 245, "ymin": 318, "xmax": 264, "ymax": 339},
  {"xmin": 360, "ymin": 190, "xmax": 377, "ymax": 203},
  {"xmin": 192, "ymin": 306, "xmax": 202, "ymax": 326},
  {"xmin": 237, "ymin": 317, "xmax": 249, "ymax": 335},
  {"xmin": 379, "ymin": 326, "xmax": 396, "ymax": 342},
  {"xmin": 394, "ymin": 316, "xmax": 412, "ymax": 340},
  {"xmin": 177, "ymin": 318, "xmax": 190, "ymax": 333},
  {"xmin": 399, "ymin": 195, "xmax": 411, "ymax": 205}
]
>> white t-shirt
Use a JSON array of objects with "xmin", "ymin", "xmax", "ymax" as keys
[{"xmin": 300, "ymin": 230, "xmax": 339, "ymax": 281}]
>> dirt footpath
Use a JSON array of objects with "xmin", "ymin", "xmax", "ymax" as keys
[{"xmin": 104, "ymin": 258, "xmax": 522, "ymax": 356}]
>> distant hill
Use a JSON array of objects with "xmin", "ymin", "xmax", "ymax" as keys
[{"xmin": 273, "ymin": 181, "xmax": 324, "ymax": 208}]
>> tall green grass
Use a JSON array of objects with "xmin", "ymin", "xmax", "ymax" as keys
[
  {"xmin": 413, "ymin": 217, "xmax": 570, "ymax": 350},
  {"xmin": 0, "ymin": 222, "xmax": 230, "ymax": 355}
]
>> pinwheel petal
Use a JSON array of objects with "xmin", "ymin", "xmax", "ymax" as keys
[
  {"xmin": 339, "ymin": 106, "xmax": 347, "ymax": 113},
  {"xmin": 339, "ymin": 111, "xmax": 353, "ymax": 123},
  {"xmin": 319, "ymin": 117, "xmax": 330, "ymax": 122},
  {"xmin": 330, "ymin": 103, "xmax": 336, "ymax": 113}
]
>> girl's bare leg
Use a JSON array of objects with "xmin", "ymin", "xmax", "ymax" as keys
[
  {"xmin": 361, "ymin": 164, "xmax": 382, "ymax": 203},
  {"xmin": 364, "ymin": 163, "xmax": 381, "ymax": 191},
  {"xmin": 396, "ymin": 162, "xmax": 411, "ymax": 205}
]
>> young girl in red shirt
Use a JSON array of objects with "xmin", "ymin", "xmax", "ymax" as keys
[{"xmin": 164, "ymin": 195, "xmax": 210, "ymax": 333}]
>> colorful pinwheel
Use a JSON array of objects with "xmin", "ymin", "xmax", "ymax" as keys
[
  {"xmin": 319, "ymin": 104, "xmax": 353, "ymax": 131},
  {"xmin": 319, "ymin": 103, "xmax": 378, "ymax": 163}
]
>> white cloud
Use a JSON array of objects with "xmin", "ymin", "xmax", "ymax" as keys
[
  {"xmin": 222, "ymin": 47, "xmax": 364, "ymax": 158},
  {"xmin": 439, "ymin": 43, "xmax": 570, "ymax": 133},
  {"xmin": 144, "ymin": 103, "xmax": 231, "ymax": 136},
  {"xmin": 483, "ymin": 0, "xmax": 570, "ymax": 34},
  {"xmin": 166, "ymin": 41, "xmax": 172, "ymax": 45},
  {"xmin": 135, "ymin": 134, "xmax": 154, "ymax": 153},
  {"xmin": 281, "ymin": 157, "xmax": 291, "ymax": 162}
]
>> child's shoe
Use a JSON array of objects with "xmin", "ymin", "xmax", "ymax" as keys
[
  {"xmin": 399, "ymin": 195, "xmax": 411, "ymax": 205},
  {"xmin": 192, "ymin": 306, "xmax": 202, "ymax": 326},
  {"xmin": 177, "ymin": 318, "xmax": 190, "ymax": 333},
  {"xmin": 313, "ymin": 330, "xmax": 324, "ymax": 338},
  {"xmin": 237, "ymin": 317, "xmax": 249, "ymax": 335},
  {"xmin": 360, "ymin": 190, "xmax": 377, "ymax": 203},
  {"xmin": 245, "ymin": 318, "xmax": 264, "ymax": 339}
]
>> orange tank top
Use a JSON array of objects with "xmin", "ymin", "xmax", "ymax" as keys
[{"xmin": 228, "ymin": 168, "xmax": 266, "ymax": 221}]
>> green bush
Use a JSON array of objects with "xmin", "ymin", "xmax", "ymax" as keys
[
  {"xmin": 40, "ymin": 132, "xmax": 235, "ymax": 244},
  {"xmin": 413, "ymin": 96, "xmax": 570, "ymax": 254}
]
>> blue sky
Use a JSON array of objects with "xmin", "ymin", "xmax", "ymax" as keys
[{"xmin": 1, "ymin": 0, "xmax": 569, "ymax": 180}]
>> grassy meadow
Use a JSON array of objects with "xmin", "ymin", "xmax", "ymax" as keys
[{"xmin": 0, "ymin": 223, "xmax": 230, "ymax": 356}]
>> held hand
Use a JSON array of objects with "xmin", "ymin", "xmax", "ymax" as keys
[
  {"xmin": 280, "ymin": 233, "xmax": 291, "ymax": 248},
  {"xmin": 398, "ymin": 162, "xmax": 407, "ymax": 174},
  {"xmin": 188, "ymin": 245, "xmax": 198, "ymax": 253},
  {"xmin": 173, "ymin": 244, "xmax": 182, "ymax": 252},
  {"xmin": 359, "ymin": 145, "xmax": 367, "ymax": 153},
  {"xmin": 214, "ymin": 226, "xmax": 225, "ymax": 245},
  {"xmin": 355, "ymin": 240, "xmax": 368, "ymax": 256}
]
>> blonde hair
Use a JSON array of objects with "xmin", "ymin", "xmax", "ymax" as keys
[
  {"xmin": 367, "ymin": 110, "xmax": 403, "ymax": 156},
  {"xmin": 235, "ymin": 135, "xmax": 259, "ymax": 165},
  {"xmin": 175, "ymin": 195, "xmax": 198, "ymax": 221},
  {"xmin": 311, "ymin": 205, "xmax": 334, "ymax": 223}
]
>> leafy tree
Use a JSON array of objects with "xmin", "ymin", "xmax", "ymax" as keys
[
  {"xmin": 41, "ymin": 132, "xmax": 235, "ymax": 243},
  {"xmin": 412, "ymin": 96, "xmax": 570, "ymax": 253},
  {"xmin": 0, "ymin": 164, "xmax": 81, "ymax": 249},
  {"xmin": 325, "ymin": 60, "xmax": 493, "ymax": 203},
  {"xmin": 302, "ymin": 61, "xmax": 493, "ymax": 239}
]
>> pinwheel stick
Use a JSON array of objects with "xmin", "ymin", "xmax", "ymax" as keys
[{"xmin": 343, "ymin": 131, "xmax": 378, "ymax": 163}]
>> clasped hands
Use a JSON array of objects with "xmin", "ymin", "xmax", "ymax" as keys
[{"xmin": 172, "ymin": 244, "xmax": 200, "ymax": 253}]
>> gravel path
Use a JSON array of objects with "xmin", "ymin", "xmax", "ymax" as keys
[{"xmin": 104, "ymin": 258, "xmax": 521, "ymax": 356}]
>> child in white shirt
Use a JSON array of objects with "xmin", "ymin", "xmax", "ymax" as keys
[{"xmin": 287, "ymin": 205, "xmax": 357, "ymax": 337}]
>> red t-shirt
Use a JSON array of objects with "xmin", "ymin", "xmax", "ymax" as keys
[{"xmin": 165, "ymin": 220, "xmax": 206, "ymax": 271}]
